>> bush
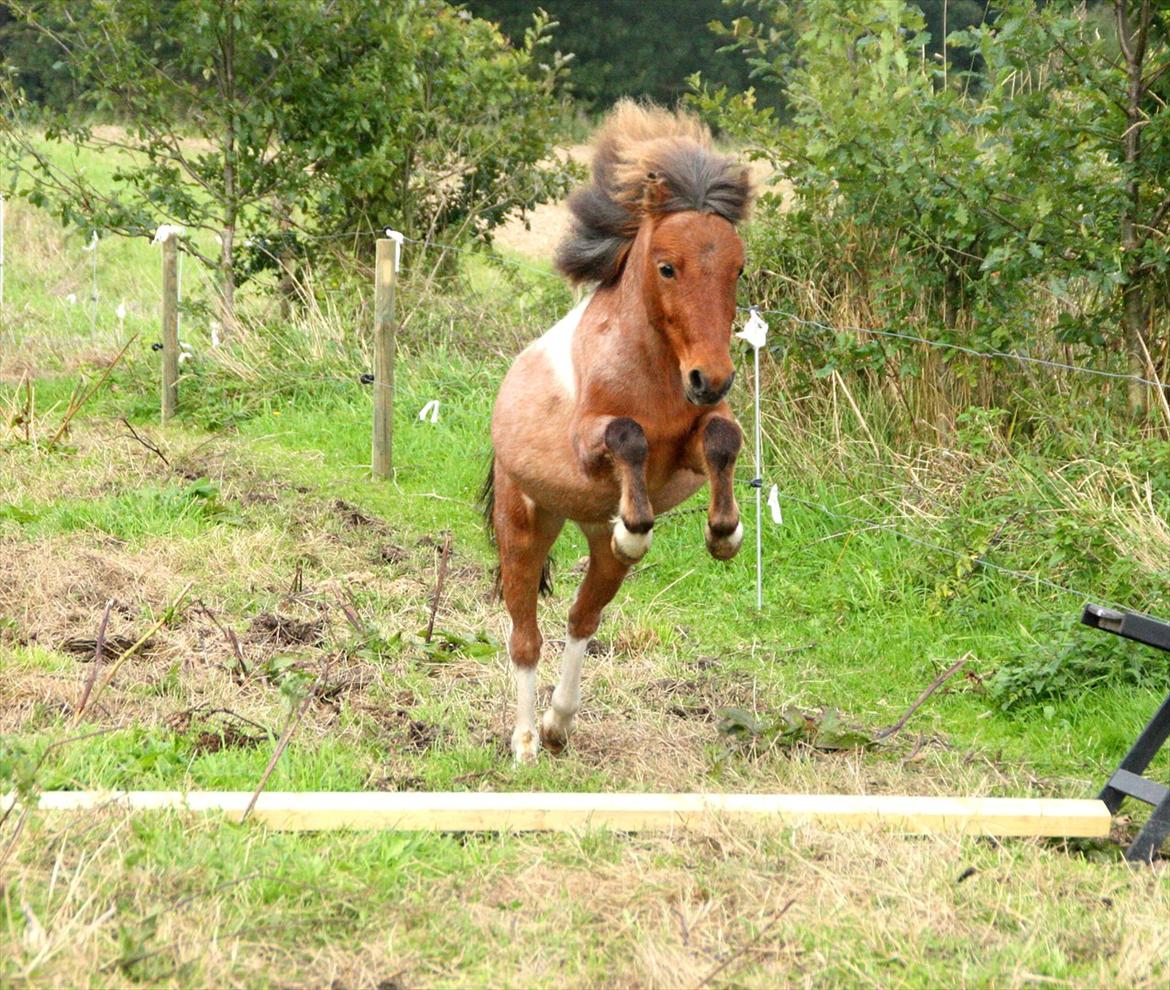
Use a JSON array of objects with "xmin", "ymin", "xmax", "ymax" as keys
[{"xmin": 692, "ymin": 0, "xmax": 1170, "ymax": 422}]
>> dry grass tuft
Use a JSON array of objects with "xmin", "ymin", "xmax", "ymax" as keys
[{"xmin": 9, "ymin": 806, "xmax": 1155, "ymax": 989}]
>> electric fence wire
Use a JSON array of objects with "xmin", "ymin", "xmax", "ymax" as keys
[
  {"xmin": 257, "ymin": 226, "xmax": 1170, "ymax": 392},
  {"xmin": 764, "ymin": 486, "xmax": 1123, "ymax": 610},
  {"xmin": 741, "ymin": 306, "xmax": 1169, "ymax": 391},
  {"xmin": 35, "ymin": 223, "xmax": 1158, "ymax": 615}
]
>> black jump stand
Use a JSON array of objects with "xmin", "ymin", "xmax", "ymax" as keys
[{"xmin": 1081, "ymin": 604, "xmax": 1170, "ymax": 862}]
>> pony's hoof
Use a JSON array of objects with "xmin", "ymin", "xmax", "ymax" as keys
[
  {"xmin": 706, "ymin": 520, "xmax": 744, "ymax": 560},
  {"xmin": 511, "ymin": 727, "xmax": 540, "ymax": 764},
  {"xmin": 540, "ymin": 709, "xmax": 572, "ymax": 754},
  {"xmin": 612, "ymin": 517, "xmax": 652, "ymax": 565}
]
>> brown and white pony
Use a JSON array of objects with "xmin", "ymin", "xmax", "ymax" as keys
[{"xmin": 485, "ymin": 102, "xmax": 754, "ymax": 762}]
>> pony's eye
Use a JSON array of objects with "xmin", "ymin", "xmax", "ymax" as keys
[{"xmin": 658, "ymin": 262, "xmax": 675, "ymax": 279}]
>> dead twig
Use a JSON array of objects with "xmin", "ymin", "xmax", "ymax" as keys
[
  {"xmin": 336, "ymin": 586, "xmax": 368, "ymax": 636},
  {"xmin": 47, "ymin": 333, "xmax": 138, "ymax": 448},
  {"xmin": 336, "ymin": 589, "xmax": 367, "ymax": 636},
  {"xmin": 72, "ymin": 598, "xmax": 114, "ymax": 724},
  {"xmin": 875, "ymin": 654, "xmax": 971, "ymax": 741},
  {"xmin": 119, "ymin": 417, "xmax": 170, "ymax": 467},
  {"xmin": 198, "ymin": 602, "xmax": 248, "ymax": 679},
  {"xmin": 242, "ymin": 662, "xmax": 330, "ymax": 822},
  {"xmin": 902, "ymin": 732, "xmax": 927, "ymax": 764},
  {"xmin": 425, "ymin": 532, "xmax": 452, "ymax": 644},
  {"xmin": 695, "ymin": 898, "xmax": 796, "ymax": 989},
  {"xmin": 81, "ymin": 581, "xmax": 194, "ymax": 717}
]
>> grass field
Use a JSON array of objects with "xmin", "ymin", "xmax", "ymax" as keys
[{"xmin": 1, "ymin": 160, "xmax": 1169, "ymax": 987}]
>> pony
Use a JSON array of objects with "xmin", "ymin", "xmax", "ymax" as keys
[{"xmin": 484, "ymin": 101, "xmax": 755, "ymax": 762}]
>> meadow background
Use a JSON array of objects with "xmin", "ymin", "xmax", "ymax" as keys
[{"xmin": 1, "ymin": 1, "xmax": 1168, "ymax": 987}]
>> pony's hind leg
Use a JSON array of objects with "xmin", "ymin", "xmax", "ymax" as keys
[
  {"xmin": 492, "ymin": 469, "xmax": 563, "ymax": 763},
  {"xmin": 541, "ymin": 524, "xmax": 630, "ymax": 752}
]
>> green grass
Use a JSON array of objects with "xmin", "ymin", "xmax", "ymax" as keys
[{"xmin": 2, "ymin": 164, "xmax": 1168, "ymax": 986}]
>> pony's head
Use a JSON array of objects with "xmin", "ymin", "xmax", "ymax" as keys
[{"xmin": 555, "ymin": 101, "xmax": 754, "ymax": 406}]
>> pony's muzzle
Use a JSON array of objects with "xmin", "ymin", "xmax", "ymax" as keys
[{"xmin": 685, "ymin": 368, "xmax": 735, "ymax": 406}]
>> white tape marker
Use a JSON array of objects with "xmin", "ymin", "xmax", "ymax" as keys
[
  {"xmin": 383, "ymin": 228, "xmax": 404, "ymax": 271},
  {"xmin": 768, "ymin": 484, "xmax": 782, "ymax": 525}
]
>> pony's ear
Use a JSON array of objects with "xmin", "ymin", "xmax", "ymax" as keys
[{"xmin": 641, "ymin": 172, "xmax": 669, "ymax": 212}]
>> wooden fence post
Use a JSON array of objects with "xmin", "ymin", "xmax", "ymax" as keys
[
  {"xmin": 161, "ymin": 231, "xmax": 179, "ymax": 422},
  {"xmin": 1, "ymin": 194, "xmax": 6, "ymax": 311},
  {"xmin": 372, "ymin": 236, "xmax": 398, "ymax": 478}
]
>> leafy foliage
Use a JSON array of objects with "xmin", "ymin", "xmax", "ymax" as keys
[
  {"xmin": 469, "ymin": 0, "xmax": 783, "ymax": 112},
  {"xmin": 988, "ymin": 626, "xmax": 1170, "ymax": 711},
  {"xmin": 694, "ymin": 0, "xmax": 1170, "ymax": 416},
  {"xmin": 2, "ymin": 0, "xmax": 572, "ymax": 325},
  {"xmin": 717, "ymin": 705, "xmax": 878, "ymax": 757}
]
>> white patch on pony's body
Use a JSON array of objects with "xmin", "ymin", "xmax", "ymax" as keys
[
  {"xmin": 612, "ymin": 516, "xmax": 653, "ymax": 561},
  {"xmin": 529, "ymin": 293, "xmax": 592, "ymax": 399},
  {"xmin": 541, "ymin": 635, "xmax": 589, "ymax": 746},
  {"xmin": 511, "ymin": 663, "xmax": 540, "ymax": 763}
]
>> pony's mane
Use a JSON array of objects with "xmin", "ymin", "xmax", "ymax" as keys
[{"xmin": 555, "ymin": 100, "xmax": 754, "ymax": 286}]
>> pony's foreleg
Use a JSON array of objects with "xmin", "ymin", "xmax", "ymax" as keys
[
  {"xmin": 688, "ymin": 412, "xmax": 744, "ymax": 560},
  {"xmin": 575, "ymin": 415, "xmax": 655, "ymax": 565},
  {"xmin": 541, "ymin": 525, "xmax": 630, "ymax": 752}
]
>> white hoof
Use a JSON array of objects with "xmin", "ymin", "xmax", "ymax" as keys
[
  {"xmin": 706, "ymin": 520, "xmax": 744, "ymax": 560},
  {"xmin": 511, "ymin": 726, "xmax": 540, "ymax": 764},
  {"xmin": 612, "ymin": 517, "xmax": 652, "ymax": 564}
]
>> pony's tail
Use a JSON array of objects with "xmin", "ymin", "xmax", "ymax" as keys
[{"xmin": 480, "ymin": 453, "xmax": 553, "ymax": 598}]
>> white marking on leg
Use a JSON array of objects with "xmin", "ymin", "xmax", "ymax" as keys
[
  {"xmin": 541, "ymin": 634, "xmax": 588, "ymax": 747},
  {"xmin": 527, "ymin": 292, "xmax": 592, "ymax": 399},
  {"xmin": 612, "ymin": 516, "xmax": 652, "ymax": 560},
  {"xmin": 511, "ymin": 664, "xmax": 540, "ymax": 764}
]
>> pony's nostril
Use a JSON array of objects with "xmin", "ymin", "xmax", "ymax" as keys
[{"xmin": 688, "ymin": 369, "xmax": 705, "ymax": 393}]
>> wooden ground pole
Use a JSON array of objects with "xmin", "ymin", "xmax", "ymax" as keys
[{"xmin": 2, "ymin": 791, "xmax": 1112, "ymax": 837}]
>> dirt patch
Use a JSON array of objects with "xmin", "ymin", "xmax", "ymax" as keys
[
  {"xmin": 59, "ymin": 635, "xmax": 152, "ymax": 660},
  {"xmin": 334, "ymin": 499, "xmax": 386, "ymax": 530},
  {"xmin": 247, "ymin": 612, "xmax": 326, "ymax": 647},
  {"xmin": 636, "ymin": 658, "xmax": 758, "ymax": 724},
  {"xmin": 189, "ymin": 724, "xmax": 265, "ymax": 755},
  {"xmin": 372, "ymin": 707, "xmax": 445, "ymax": 754},
  {"xmin": 168, "ymin": 706, "xmax": 271, "ymax": 755},
  {"xmin": 0, "ymin": 536, "xmax": 188, "ymax": 653},
  {"xmin": 374, "ymin": 543, "xmax": 409, "ymax": 564}
]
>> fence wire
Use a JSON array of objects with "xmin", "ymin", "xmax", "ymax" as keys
[
  {"xmin": 744, "ymin": 307, "xmax": 1168, "ymax": 391},
  {"xmin": 8, "ymin": 216, "xmax": 1161, "ymax": 616}
]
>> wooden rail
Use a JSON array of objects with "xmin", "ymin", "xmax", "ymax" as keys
[{"xmin": 1, "ymin": 791, "xmax": 1112, "ymax": 836}]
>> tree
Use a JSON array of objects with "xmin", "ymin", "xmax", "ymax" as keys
[
  {"xmin": 694, "ymin": 0, "xmax": 1170, "ymax": 420},
  {"xmin": 1, "ymin": 0, "xmax": 571, "ymax": 333},
  {"xmin": 965, "ymin": 0, "xmax": 1170, "ymax": 414},
  {"xmin": 468, "ymin": 0, "xmax": 783, "ymax": 113}
]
